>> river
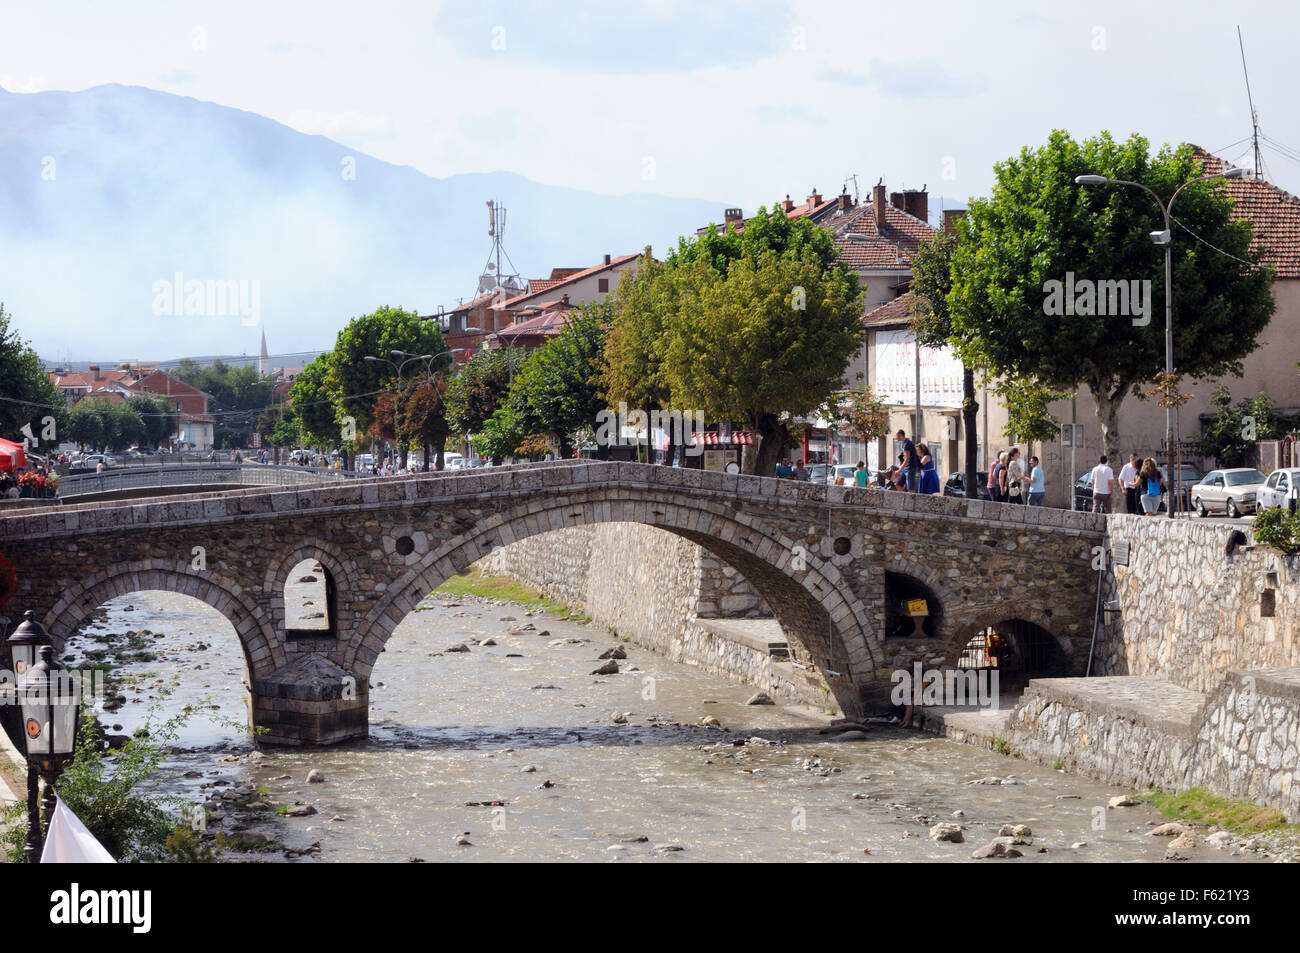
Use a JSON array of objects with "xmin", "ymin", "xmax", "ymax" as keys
[{"xmin": 60, "ymin": 588, "xmax": 1267, "ymax": 863}]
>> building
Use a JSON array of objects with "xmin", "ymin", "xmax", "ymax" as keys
[{"xmin": 47, "ymin": 363, "xmax": 215, "ymax": 449}]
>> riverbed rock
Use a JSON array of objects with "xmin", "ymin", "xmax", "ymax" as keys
[
  {"xmin": 1206, "ymin": 831, "xmax": 1236, "ymax": 849},
  {"xmin": 611, "ymin": 711, "xmax": 628, "ymax": 724},
  {"xmin": 831, "ymin": 730, "xmax": 868, "ymax": 742},
  {"xmin": 930, "ymin": 823, "xmax": 965, "ymax": 843},
  {"xmin": 499, "ymin": 615, "xmax": 516, "ymax": 622},
  {"xmin": 479, "ymin": 638, "xmax": 497, "ymax": 646},
  {"xmin": 1168, "ymin": 833, "xmax": 1197, "ymax": 850},
  {"xmin": 591, "ymin": 660, "xmax": 619, "ymax": 675},
  {"xmin": 284, "ymin": 803, "xmax": 317, "ymax": 817},
  {"xmin": 454, "ymin": 835, "xmax": 472, "ymax": 846},
  {"xmin": 306, "ymin": 769, "xmax": 325, "ymax": 784},
  {"xmin": 1147, "ymin": 822, "xmax": 1191, "ymax": 837},
  {"xmin": 1108, "ymin": 795, "xmax": 1140, "ymax": 808},
  {"xmin": 598, "ymin": 646, "xmax": 628, "ymax": 659},
  {"xmin": 446, "ymin": 643, "xmax": 471, "ymax": 653},
  {"xmin": 700, "ymin": 715, "xmax": 721, "ymax": 728},
  {"xmin": 971, "ymin": 841, "xmax": 1023, "ymax": 859},
  {"xmin": 745, "ymin": 692, "xmax": 775, "ymax": 706},
  {"xmin": 298, "ymin": 575, "xmax": 317, "ymax": 583},
  {"xmin": 654, "ymin": 843, "xmax": 685, "ymax": 852},
  {"xmin": 521, "ymin": 765, "xmax": 537, "ymax": 773}
]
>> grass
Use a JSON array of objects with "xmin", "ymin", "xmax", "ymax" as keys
[
  {"xmin": 431, "ymin": 567, "xmax": 589, "ymax": 621},
  {"xmin": 1141, "ymin": 787, "xmax": 1298, "ymax": 835},
  {"xmin": 994, "ymin": 738, "xmax": 1010, "ymax": 755}
]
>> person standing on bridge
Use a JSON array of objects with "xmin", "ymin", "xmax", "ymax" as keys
[
  {"xmin": 1090, "ymin": 455, "xmax": 1116, "ymax": 514},
  {"xmin": 1119, "ymin": 452, "xmax": 1141, "ymax": 515},
  {"xmin": 1027, "ymin": 455, "xmax": 1046, "ymax": 506},
  {"xmin": 896, "ymin": 429, "xmax": 920, "ymax": 493}
]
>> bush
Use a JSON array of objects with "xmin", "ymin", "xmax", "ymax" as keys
[{"xmin": 1251, "ymin": 507, "xmax": 1300, "ymax": 554}]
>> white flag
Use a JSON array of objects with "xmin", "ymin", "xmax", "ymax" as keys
[{"xmin": 41, "ymin": 798, "xmax": 116, "ymax": 863}]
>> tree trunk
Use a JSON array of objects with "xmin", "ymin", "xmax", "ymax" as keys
[
  {"xmin": 962, "ymin": 366, "xmax": 979, "ymax": 498},
  {"xmin": 1092, "ymin": 384, "xmax": 1125, "ymax": 464},
  {"xmin": 750, "ymin": 412, "xmax": 785, "ymax": 476},
  {"xmin": 423, "ymin": 444, "xmax": 431, "ymax": 471},
  {"xmin": 435, "ymin": 446, "xmax": 444, "ymax": 471}
]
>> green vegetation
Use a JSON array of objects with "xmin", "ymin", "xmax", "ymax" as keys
[
  {"xmin": 1251, "ymin": 506, "xmax": 1300, "ymax": 554},
  {"xmin": 432, "ymin": 567, "xmax": 588, "ymax": 620},
  {"xmin": 0, "ymin": 303, "xmax": 68, "ymax": 446},
  {"xmin": 993, "ymin": 738, "xmax": 1010, "ymax": 755},
  {"xmin": 1198, "ymin": 385, "xmax": 1291, "ymax": 467},
  {"xmin": 945, "ymin": 131, "xmax": 1275, "ymax": 460},
  {"xmin": 173, "ymin": 358, "xmax": 275, "ymax": 448},
  {"xmin": 1141, "ymin": 787, "xmax": 1296, "ymax": 835}
]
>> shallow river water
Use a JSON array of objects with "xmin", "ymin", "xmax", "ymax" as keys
[{"xmin": 62, "ymin": 589, "xmax": 1263, "ymax": 863}]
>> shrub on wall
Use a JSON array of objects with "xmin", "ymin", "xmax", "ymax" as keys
[{"xmin": 1252, "ymin": 507, "xmax": 1300, "ymax": 554}]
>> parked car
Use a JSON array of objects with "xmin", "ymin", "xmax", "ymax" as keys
[
  {"xmin": 1257, "ymin": 468, "xmax": 1300, "ymax": 513},
  {"xmin": 1191, "ymin": 468, "xmax": 1266, "ymax": 518},
  {"xmin": 943, "ymin": 471, "xmax": 993, "ymax": 500},
  {"xmin": 806, "ymin": 464, "xmax": 829, "ymax": 483},
  {"xmin": 77, "ymin": 453, "xmax": 118, "ymax": 470},
  {"xmin": 1074, "ymin": 462, "xmax": 1204, "ymax": 512},
  {"xmin": 827, "ymin": 464, "xmax": 858, "ymax": 485}
]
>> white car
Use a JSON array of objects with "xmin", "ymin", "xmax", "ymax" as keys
[
  {"xmin": 1257, "ymin": 468, "xmax": 1300, "ymax": 513},
  {"xmin": 1191, "ymin": 468, "xmax": 1266, "ymax": 518}
]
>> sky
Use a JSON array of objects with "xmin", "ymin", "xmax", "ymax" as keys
[
  {"xmin": 3, "ymin": 0, "xmax": 1298, "ymax": 207},
  {"xmin": 2, "ymin": 0, "xmax": 1300, "ymax": 360}
]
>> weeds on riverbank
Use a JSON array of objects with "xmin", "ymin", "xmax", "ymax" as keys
[
  {"xmin": 431, "ymin": 567, "xmax": 589, "ymax": 621},
  {"xmin": 1141, "ymin": 787, "xmax": 1296, "ymax": 835}
]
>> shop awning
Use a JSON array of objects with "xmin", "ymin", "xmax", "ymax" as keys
[
  {"xmin": 0, "ymin": 438, "xmax": 27, "ymax": 471},
  {"xmin": 689, "ymin": 431, "xmax": 754, "ymax": 446}
]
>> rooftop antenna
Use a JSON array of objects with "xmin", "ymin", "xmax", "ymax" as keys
[
  {"xmin": 843, "ymin": 174, "xmax": 861, "ymax": 204},
  {"xmin": 479, "ymin": 199, "xmax": 524, "ymax": 296},
  {"xmin": 1237, "ymin": 25, "xmax": 1262, "ymax": 178}
]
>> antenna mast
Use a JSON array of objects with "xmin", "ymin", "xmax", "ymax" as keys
[
  {"xmin": 479, "ymin": 199, "xmax": 523, "ymax": 296},
  {"xmin": 1237, "ymin": 25, "xmax": 1262, "ymax": 178}
]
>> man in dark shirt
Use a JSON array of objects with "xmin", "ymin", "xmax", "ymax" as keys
[{"xmin": 896, "ymin": 429, "xmax": 920, "ymax": 493}]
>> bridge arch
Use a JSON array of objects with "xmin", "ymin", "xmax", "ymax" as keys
[
  {"xmin": 42, "ymin": 562, "xmax": 276, "ymax": 680},
  {"xmin": 265, "ymin": 541, "xmax": 354, "ymax": 646},
  {"xmin": 347, "ymin": 488, "xmax": 878, "ymax": 717}
]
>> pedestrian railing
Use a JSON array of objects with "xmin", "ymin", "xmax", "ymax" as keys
[{"xmin": 58, "ymin": 464, "xmax": 359, "ymax": 498}]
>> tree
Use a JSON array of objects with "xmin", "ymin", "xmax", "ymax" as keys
[
  {"xmin": 947, "ymin": 131, "xmax": 1276, "ymax": 460},
  {"xmin": 0, "ymin": 304, "xmax": 68, "ymax": 448},
  {"xmin": 126, "ymin": 393, "xmax": 179, "ymax": 448},
  {"xmin": 473, "ymin": 404, "xmax": 527, "ymax": 464},
  {"xmin": 444, "ymin": 346, "xmax": 528, "ymax": 438},
  {"xmin": 400, "ymin": 378, "xmax": 451, "ymax": 469},
  {"xmin": 290, "ymin": 354, "xmax": 339, "ymax": 447},
  {"xmin": 653, "ymin": 210, "xmax": 863, "ymax": 475},
  {"xmin": 172, "ymin": 359, "xmax": 273, "ymax": 447},
  {"xmin": 911, "ymin": 230, "xmax": 983, "ymax": 497},
  {"xmin": 1196, "ymin": 384, "xmax": 1284, "ymax": 467},
  {"xmin": 508, "ymin": 303, "xmax": 612, "ymax": 459},
  {"xmin": 66, "ymin": 398, "xmax": 144, "ymax": 450},
  {"xmin": 331, "ymin": 305, "xmax": 447, "ymax": 441},
  {"xmin": 68, "ymin": 399, "xmax": 108, "ymax": 449}
]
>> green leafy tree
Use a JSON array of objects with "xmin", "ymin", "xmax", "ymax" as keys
[
  {"xmin": 172, "ymin": 359, "xmax": 274, "ymax": 447},
  {"xmin": 508, "ymin": 302, "xmax": 613, "ymax": 459},
  {"xmin": 68, "ymin": 399, "xmax": 108, "ymax": 449},
  {"xmin": 0, "ymin": 304, "xmax": 68, "ymax": 447},
  {"xmin": 947, "ymin": 130, "xmax": 1276, "ymax": 460},
  {"xmin": 66, "ymin": 399, "xmax": 144, "ymax": 450},
  {"xmin": 331, "ymin": 305, "xmax": 447, "ymax": 440},
  {"xmin": 653, "ymin": 210, "xmax": 863, "ymax": 474},
  {"xmin": 473, "ymin": 404, "xmax": 528, "ymax": 463},
  {"xmin": 126, "ymin": 393, "xmax": 179, "ymax": 448},
  {"xmin": 1197, "ymin": 384, "xmax": 1285, "ymax": 467},
  {"xmin": 444, "ymin": 346, "xmax": 528, "ymax": 438},
  {"xmin": 290, "ymin": 354, "xmax": 339, "ymax": 447}
]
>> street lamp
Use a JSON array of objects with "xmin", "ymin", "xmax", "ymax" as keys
[
  {"xmin": 1075, "ymin": 165, "xmax": 1246, "ymax": 518},
  {"xmin": 5, "ymin": 612, "xmax": 81, "ymax": 862},
  {"xmin": 367, "ymin": 350, "xmax": 465, "ymax": 469}
]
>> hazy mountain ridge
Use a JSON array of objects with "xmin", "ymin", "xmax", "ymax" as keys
[{"xmin": 0, "ymin": 84, "xmax": 727, "ymax": 361}]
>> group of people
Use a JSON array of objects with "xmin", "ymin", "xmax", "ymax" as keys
[
  {"xmin": 883, "ymin": 429, "xmax": 941, "ymax": 494},
  {"xmin": 986, "ymin": 446, "xmax": 1046, "ymax": 506},
  {"xmin": 1089, "ymin": 452, "xmax": 1166, "ymax": 515}
]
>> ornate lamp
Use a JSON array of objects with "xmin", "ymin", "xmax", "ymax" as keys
[{"xmin": 17, "ymin": 643, "xmax": 82, "ymax": 862}]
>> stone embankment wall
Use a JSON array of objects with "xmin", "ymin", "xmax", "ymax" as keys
[
  {"xmin": 1007, "ymin": 670, "xmax": 1300, "ymax": 819},
  {"xmin": 1095, "ymin": 515, "xmax": 1300, "ymax": 691},
  {"xmin": 479, "ymin": 524, "xmax": 833, "ymax": 711}
]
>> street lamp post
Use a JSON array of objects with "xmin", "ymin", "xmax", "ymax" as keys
[
  {"xmin": 5, "ymin": 611, "xmax": 82, "ymax": 862},
  {"xmin": 366, "ymin": 349, "xmax": 466, "ymax": 470},
  {"xmin": 1075, "ymin": 166, "xmax": 1245, "ymax": 518}
]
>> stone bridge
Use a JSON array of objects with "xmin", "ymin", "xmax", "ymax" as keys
[{"xmin": 0, "ymin": 460, "xmax": 1106, "ymax": 744}]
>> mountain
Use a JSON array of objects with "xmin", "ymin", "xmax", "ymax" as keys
[{"xmin": 0, "ymin": 84, "xmax": 727, "ymax": 361}]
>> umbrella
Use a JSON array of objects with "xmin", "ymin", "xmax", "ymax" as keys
[{"xmin": 0, "ymin": 438, "xmax": 26, "ymax": 471}]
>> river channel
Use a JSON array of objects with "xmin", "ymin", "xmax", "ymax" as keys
[{"xmin": 61, "ymin": 588, "xmax": 1266, "ymax": 863}]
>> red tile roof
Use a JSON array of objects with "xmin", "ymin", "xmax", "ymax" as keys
[
  {"xmin": 1193, "ymin": 146, "xmax": 1300, "ymax": 279},
  {"xmin": 862, "ymin": 292, "xmax": 919, "ymax": 327},
  {"xmin": 495, "ymin": 254, "xmax": 640, "ymax": 310},
  {"xmin": 831, "ymin": 202, "xmax": 938, "ymax": 271},
  {"xmin": 526, "ymin": 277, "xmax": 564, "ymax": 295}
]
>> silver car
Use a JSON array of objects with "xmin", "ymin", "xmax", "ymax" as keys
[
  {"xmin": 1257, "ymin": 468, "xmax": 1300, "ymax": 513},
  {"xmin": 1191, "ymin": 468, "xmax": 1266, "ymax": 518}
]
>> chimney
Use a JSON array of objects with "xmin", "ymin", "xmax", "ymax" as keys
[
  {"xmin": 603, "ymin": 253, "xmax": 611, "ymax": 266},
  {"xmin": 942, "ymin": 209, "xmax": 966, "ymax": 235},
  {"xmin": 890, "ymin": 191, "xmax": 904, "ymax": 211},
  {"xmin": 902, "ymin": 187, "xmax": 928, "ymax": 224},
  {"xmin": 724, "ymin": 207, "xmax": 744, "ymax": 227},
  {"xmin": 807, "ymin": 188, "xmax": 822, "ymax": 206},
  {"xmin": 873, "ymin": 184, "xmax": 887, "ymax": 230},
  {"xmin": 90, "ymin": 364, "xmax": 102, "ymax": 382},
  {"xmin": 837, "ymin": 191, "xmax": 852, "ymax": 212},
  {"xmin": 781, "ymin": 194, "xmax": 795, "ymax": 213}
]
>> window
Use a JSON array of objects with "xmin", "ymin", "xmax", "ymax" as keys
[{"xmin": 597, "ymin": 277, "xmax": 609, "ymax": 293}]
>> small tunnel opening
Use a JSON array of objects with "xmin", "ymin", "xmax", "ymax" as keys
[
  {"xmin": 884, "ymin": 572, "xmax": 942, "ymax": 638},
  {"xmin": 285, "ymin": 557, "xmax": 336, "ymax": 640},
  {"xmin": 957, "ymin": 618, "xmax": 1066, "ymax": 687}
]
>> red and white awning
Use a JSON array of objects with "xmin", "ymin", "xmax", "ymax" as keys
[{"xmin": 690, "ymin": 431, "xmax": 754, "ymax": 446}]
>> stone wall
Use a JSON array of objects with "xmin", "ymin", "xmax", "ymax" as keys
[
  {"xmin": 1006, "ymin": 669, "xmax": 1300, "ymax": 820},
  {"xmin": 480, "ymin": 524, "xmax": 834, "ymax": 711},
  {"xmin": 1095, "ymin": 515, "xmax": 1300, "ymax": 691}
]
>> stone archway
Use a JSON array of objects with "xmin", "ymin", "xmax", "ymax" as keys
[
  {"xmin": 42, "ymin": 563, "xmax": 272, "ymax": 681},
  {"xmin": 347, "ymin": 490, "xmax": 876, "ymax": 718}
]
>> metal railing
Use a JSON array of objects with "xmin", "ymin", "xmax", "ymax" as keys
[{"xmin": 58, "ymin": 464, "xmax": 359, "ymax": 498}]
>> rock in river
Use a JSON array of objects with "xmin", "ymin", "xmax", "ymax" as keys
[{"xmin": 591, "ymin": 660, "xmax": 619, "ymax": 675}]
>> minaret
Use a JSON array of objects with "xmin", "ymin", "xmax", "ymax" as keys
[{"xmin": 259, "ymin": 329, "xmax": 269, "ymax": 376}]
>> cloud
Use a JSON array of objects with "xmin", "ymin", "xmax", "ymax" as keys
[
  {"xmin": 458, "ymin": 108, "xmax": 520, "ymax": 146},
  {"xmin": 435, "ymin": 0, "xmax": 794, "ymax": 74},
  {"xmin": 754, "ymin": 104, "xmax": 828, "ymax": 126},
  {"xmin": 818, "ymin": 59, "xmax": 982, "ymax": 99},
  {"xmin": 287, "ymin": 109, "xmax": 396, "ymax": 141},
  {"xmin": 0, "ymin": 75, "xmax": 47, "ymax": 93}
]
